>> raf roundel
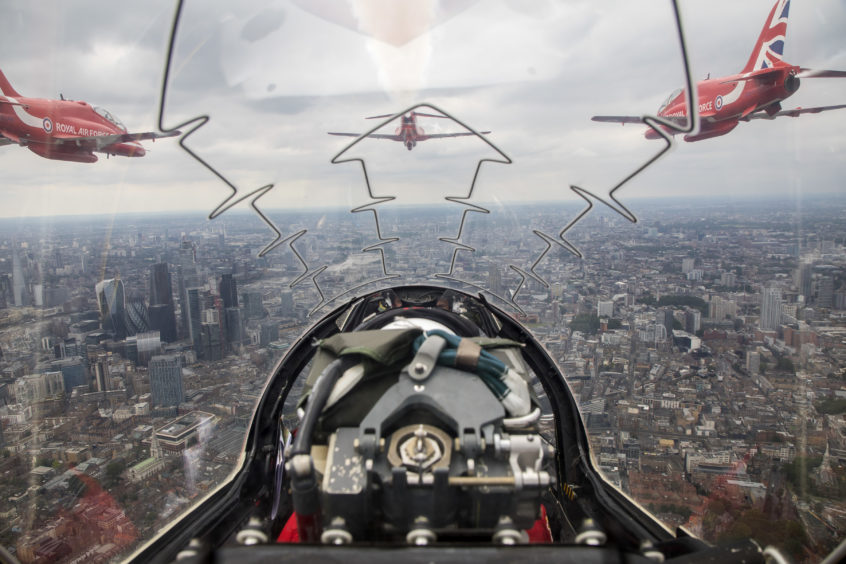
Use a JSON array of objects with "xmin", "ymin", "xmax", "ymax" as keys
[
  {"xmin": 42, "ymin": 117, "xmax": 53, "ymax": 133},
  {"xmin": 715, "ymin": 95, "xmax": 723, "ymax": 111}
]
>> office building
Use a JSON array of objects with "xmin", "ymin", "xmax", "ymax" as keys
[
  {"xmin": 150, "ymin": 355, "xmax": 184, "ymax": 407},
  {"xmin": 136, "ymin": 331, "xmax": 163, "ymax": 366},
  {"xmin": 260, "ymin": 321, "xmax": 279, "ymax": 347},
  {"xmin": 200, "ymin": 322, "xmax": 223, "ymax": 361},
  {"xmin": 226, "ymin": 307, "xmax": 245, "ymax": 348},
  {"xmin": 95, "ymin": 278, "xmax": 128, "ymax": 339},
  {"xmin": 817, "ymin": 276, "xmax": 834, "ymax": 309},
  {"xmin": 52, "ymin": 357, "xmax": 87, "ymax": 392},
  {"xmin": 149, "ymin": 263, "xmax": 178, "ymax": 342},
  {"xmin": 684, "ymin": 309, "xmax": 701, "ymax": 334},
  {"xmin": 760, "ymin": 286, "xmax": 782, "ymax": 331},
  {"xmin": 92, "ymin": 354, "xmax": 111, "ymax": 392},
  {"xmin": 219, "ymin": 273, "xmax": 238, "ymax": 309},
  {"xmin": 185, "ymin": 288, "xmax": 202, "ymax": 355},
  {"xmin": 659, "ymin": 308, "xmax": 674, "ymax": 339},
  {"xmin": 280, "ymin": 290, "xmax": 294, "ymax": 318},
  {"xmin": 125, "ymin": 292, "xmax": 149, "ymax": 336},
  {"xmin": 242, "ymin": 292, "xmax": 265, "ymax": 319}
]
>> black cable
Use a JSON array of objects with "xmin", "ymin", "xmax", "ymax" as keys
[{"xmin": 291, "ymin": 356, "xmax": 357, "ymax": 456}]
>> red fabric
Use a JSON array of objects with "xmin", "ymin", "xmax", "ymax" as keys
[
  {"xmin": 526, "ymin": 505, "xmax": 553, "ymax": 543},
  {"xmin": 277, "ymin": 512, "xmax": 300, "ymax": 543}
]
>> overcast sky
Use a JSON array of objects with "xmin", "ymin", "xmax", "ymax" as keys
[{"xmin": 1, "ymin": 0, "xmax": 845, "ymax": 221}]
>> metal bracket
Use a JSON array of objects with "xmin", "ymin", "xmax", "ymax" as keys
[{"xmin": 404, "ymin": 333, "xmax": 447, "ymax": 381}]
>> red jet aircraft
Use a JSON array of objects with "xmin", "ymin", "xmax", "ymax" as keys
[
  {"xmin": 592, "ymin": 0, "xmax": 846, "ymax": 142},
  {"xmin": 0, "ymin": 68, "xmax": 178, "ymax": 163},
  {"xmin": 329, "ymin": 110, "xmax": 490, "ymax": 151}
]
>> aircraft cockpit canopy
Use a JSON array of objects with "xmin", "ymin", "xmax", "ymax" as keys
[
  {"xmin": 94, "ymin": 106, "xmax": 126, "ymax": 131},
  {"xmin": 658, "ymin": 88, "xmax": 683, "ymax": 113}
]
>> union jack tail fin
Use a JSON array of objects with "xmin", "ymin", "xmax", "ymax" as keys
[{"xmin": 742, "ymin": 0, "xmax": 790, "ymax": 73}]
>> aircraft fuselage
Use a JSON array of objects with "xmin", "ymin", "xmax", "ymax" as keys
[
  {"xmin": 648, "ymin": 65, "xmax": 801, "ymax": 141},
  {"xmin": 398, "ymin": 114, "xmax": 423, "ymax": 150},
  {"xmin": 0, "ymin": 95, "xmax": 144, "ymax": 162}
]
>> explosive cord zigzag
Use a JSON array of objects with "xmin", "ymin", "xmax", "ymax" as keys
[
  {"xmin": 509, "ymin": 0, "xmax": 700, "ymax": 305},
  {"xmin": 156, "ymin": 0, "xmax": 327, "ymax": 305},
  {"xmin": 322, "ymin": 115, "xmax": 411, "ymax": 315},
  {"xmin": 329, "ymin": 103, "xmax": 513, "ymax": 313},
  {"xmin": 156, "ymin": 0, "xmax": 699, "ymax": 317}
]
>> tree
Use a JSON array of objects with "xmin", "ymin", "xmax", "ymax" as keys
[
  {"xmin": 569, "ymin": 314, "xmax": 600, "ymax": 335},
  {"xmin": 775, "ymin": 356, "xmax": 795, "ymax": 373},
  {"xmin": 103, "ymin": 460, "xmax": 126, "ymax": 488},
  {"xmin": 816, "ymin": 398, "xmax": 846, "ymax": 415}
]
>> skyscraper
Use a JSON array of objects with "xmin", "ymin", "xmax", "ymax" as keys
[
  {"xmin": 280, "ymin": 290, "xmax": 294, "ymax": 318},
  {"xmin": 659, "ymin": 308, "xmax": 674, "ymax": 339},
  {"xmin": 95, "ymin": 278, "xmax": 128, "ymax": 339},
  {"xmin": 818, "ymin": 276, "xmax": 834, "ymax": 309},
  {"xmin": 135, "ymin": 331, "xmax": 162, "ymax": 366},
  {"xmin": 488, "ymin": 265, "xmax": 503, "ymax": 296},
  {"xmin": 185, "ymin": 288, "xmax": 202, "ymax": 355},
  {"xmin": 242, "ymin": 292, "xmax": 265, "ymax": 319},
  {"xmin": 760, "ymin": 286, "xmax": 782, "ymax": 331},
  {"xmin": 149, "ymin": 263, "xmax": 177, "ymax": 342},
  {"xmin": 225, "ymin": 307, "xmax": 245, "ymax": 348},
  {"xmin": 0, "ymin": 274, "xmax": 12, "ymax": 309},
  {"xmin": 259, "ymin": 321, "xmax": 279, "ymax": 347},
  {"xmin": 52, "ymin": 357, "xmax": 86, "ymax": 392},
  {"xmin": 92, "ymin": 354, "xmax": 111, "ymax": 392},
  {"xmin": 12, "ymin": 249, "xmax": 29, "ymax": 307},
  {"xmin": 150, "ymin": 354, "xmax": 184, "ymax": 407},
  {"xmin": 200, "ymin": 322, "xmax": 223, "ymax": 361},
  {"xmin": 125, "ymin": 292, "xmax": 149, "ymax": 336},
  {"xmin": 796, "ymin": 263, "xmax": 813, "ymax": 301},
  {"xmin": 684, "ymin": 309, "xmax": 701, "ymax": 334},
  {"xmin": 219, "ymin": 273, "xmax": 238, "ymax": 310}
]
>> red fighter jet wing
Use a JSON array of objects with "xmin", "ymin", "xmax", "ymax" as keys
[
  {"xmin": 591, "ymin": 115, "xmax": 689, "ymax": 125},
  {"xmin": 421, "ymin": 131, "xmax": 491, "ymax": 139},
  {"xmin": 327, "ymin": 132, "xmax": 402, "ymax": 140},
  {"xmin": 742, "ymin": 103, "xmax": 846, "ymax": 120},
  {"xmin": 44, "ymin": 130, "xmax": 180, "ymax": 152},
  {"xmin": 328, "ymin": 130, "xmax": 489, "ymax": 140}
]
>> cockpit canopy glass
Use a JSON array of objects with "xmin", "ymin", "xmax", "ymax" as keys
[
  {"xmin": 0, "ymin": 1, "xmax": 845, "ymax": 563},
  {"xmin": 94, "ymin": 106, "xmax": 126, "ymax": 131},
  {"xmin": 658, "ymin": 88, "xmax": 683, "ymax": 113}
]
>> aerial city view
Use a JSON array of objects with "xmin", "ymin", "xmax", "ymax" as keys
[
  {"xmin": 0, "ymin": 197, "xmax": 844, "ymax": 562},
  {"xmin": 2, "ymin": 0, "xmax": 846, "ymax": 562}
]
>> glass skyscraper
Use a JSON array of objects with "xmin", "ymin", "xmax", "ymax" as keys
[
  {"xmin": 150, "ymin": 354, "xmax": 184, "ymax": 407},
  {"xmin": 149, "ymin": 263, "xmax": 178, "ymax": 342},
  {"xmin": 760, "ymin": 286, "xmax": 782, "ymax": 331},
  {"xmin": 95, "ymin": 278, "xmax": 128, "ymax": 339}
]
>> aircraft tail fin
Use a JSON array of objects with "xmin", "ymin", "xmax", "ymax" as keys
[
  {"xmin": 742, "ymin": 0, "xmax": 790, "ymax": 73},
  {"xmin": 0, "ymin": 69, "xmax": 22, "ymax": 98}
]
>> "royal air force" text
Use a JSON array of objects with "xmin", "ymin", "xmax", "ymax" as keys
[{"xmin": 55, "ymin": 122, "xmax": 110, "ymax": 137}]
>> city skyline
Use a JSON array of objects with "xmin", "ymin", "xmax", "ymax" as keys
[{"xmin": 1, "ymin": 199, "xmax": 845, "ymax": 561}]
